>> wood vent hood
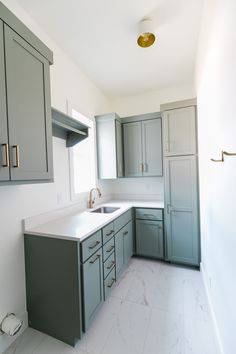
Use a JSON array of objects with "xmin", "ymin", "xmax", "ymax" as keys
[{"xmin": 52, "ymin": 107, "xmax": 89, "ymax": 147}]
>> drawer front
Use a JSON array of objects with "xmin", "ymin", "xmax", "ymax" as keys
[
  {"xmin": 103, "ymin": 252, "xmax": 115, "ymax": 279},
  {"xmin": 81, "ymin": 230, "xmax": 102, "ymax": 263},
  {"xmin": 114, "ymin": 209, "xmax": 132, "ymax": 233},
  {"xmin": 104, "ymin": 268, "xmax": 116, "ymax": 300},
  {"xmin": 103, "ymin": 237, "xmax": 115, "ymax": 261},
  {"xmin": 102, "ymin": 221, "xmax": 115, "ymax": 244},
  {"xmin": 135, "ymin": 208, "xmax": 163, "ymax": 221}
]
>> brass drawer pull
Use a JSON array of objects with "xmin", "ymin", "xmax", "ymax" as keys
[
  {"xmin": 1, "ymin": 143, "xmax": 10, "ymax": 167},
  {"xmin": 89, "ymin": 254, "xmax": 100, "ymax": 264},
  {"xmin": 106, "ymin": 261, "xmax": 115, "ymax": 270},
  {"xmin": 106, "ymin": 230, "xmax": 114, "ymax": 236},
  {"xmin": 88, "ymin": 240, "xmax": 100, "ymax": 249},
  {"xmin": 107, "ymin": 278, "xmax": 115, "ymax": 288},
  {"xmin": 12, "ymin": 145, "xmax": 20, "ymax": 168},
  {"xmin": 123, "ymin": 231, "xmax": 128, "ymax": 236},
  {"xmin": 106, "ymin": 245, "xmax": 114, "ymax": 253},
  {"xmin": 143, "ymin": 214, "xmax": 155, "ymax": 218}
]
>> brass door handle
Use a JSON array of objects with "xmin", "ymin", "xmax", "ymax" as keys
[
  {"xmin": 106, "ymin": 261, "xmax": 115, "ymax": 270},
  {"xmin": 107, "ymin": 278, "xmax": 115, "ymax": 288},
  {"xmin": 89, "ymin": 254, "xmax": 100, "ymax": 264},
  {"xmin": 88, "ymin": 241, "xmax": 100, "ymax": 249},
  {"xmin": 106, "ymin": 230, "xmax": 114, "ymax": 237},
  {"xmin": 1, "ymin": 143, "xmax": 10, "ymax": 167},
  {"xmin": 106, "ymin": 245, "xmax": 114, "ymax": 253},
  {"xmin": 12, "ymin": 145, "xmax": 20, "ymax": 168}
]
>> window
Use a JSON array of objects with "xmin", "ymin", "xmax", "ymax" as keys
[{"xmin": 69, "ymin": 107, "xmax": 96, "ymax": 199}]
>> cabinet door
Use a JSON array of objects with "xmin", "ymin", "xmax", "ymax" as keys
[
  {"xmin": 142, "ymin": 119, "xmax": 162, "ymax": 176},
  {"xmin": 96, "ymin": 119, "xmax": 117, "ymax": 179},
  {"xmin": 0, "ymin": 21, "xmax": 10, "ymax": 181},
  {"xmin": 164, "ymin": 156, "xmax": 199, "ymax": 265},
  {"xmin": 82, "ymin": 250, "xmax": 103, "ymax": 331},
  {"xmin": 115, "ymin": 120, "xmax": 124, "ymax": 177},
  {"xmin": 4, "ymin": 25, "xmax": 53, "ymax": 181},
  {"xmin": 123, "ymin": 220, "xmax": 133, "ymax": 265},
  {"xmin": 123, "ymin": 122, "xmax": 142, "ymax": 177},
  {"xmin": 136, "ymin": 220, "xmax": 164, "ymax": 259},
  {"xmin": 163, "ymin": 106, "xmax": 196, "ymax": 156},
  {"xmin": 115, "ymin": 229, "xmax": 124, "ymax": 278}
]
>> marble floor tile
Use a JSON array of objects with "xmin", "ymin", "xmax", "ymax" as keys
[
  {"xmin": 3, "ymin": 258, "xmax": 219, "ymax": 354},
  {"xmin": 101, "ymin": 300, "xmax": 151, "ymax": 354},
  {"xmin": 143, "ymin": 308, "xmax": 184, "ymax": 354},
  {"xmin": 76, "ymin": 296, "xmax": 122, "ymax": 354},
  {"xmin": 3, "ymin": 328, "xmax": 46, "ymax": 354},
  {"xmin": 183, "ymin": 314, "xmax": 219, "ymax": 354}
]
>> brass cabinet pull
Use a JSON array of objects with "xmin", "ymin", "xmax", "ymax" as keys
[
  {"xmin": 89, "ymin": 254, "xmax": 100, "ymax": 264},
  {"xmin": 12, "ymin": 145, "xmax": 20, "ymax": 168},
  {"xmin": 107, "ymin": 278, "xmax": 115, "ymax": 288},
  {"xmin": 1, "ymin": 143, "xmax": 10, "ymax": 167},
  {"xmin": 106, "ymin": 261, "xmax": 115, "ymax": 270},
  {"xmin": 123, "ymin": 231, "xmax": 128, "ymax": 236},
  {"xmin": 88, "ymin": 240, "xmax": 100, "ymax": 249},
  {"xmin": 106, "ymin": 245, "xmax": 114, "ymax": 253},
  {"xmin": 140, "ymin": 163, "xmax": 143, "ymax": 172},
  {"xmin": 143, "ymin": 214, "xmax": 155, "ymax": 218},
  {"xmin": 106, "ymin": 230, "xmax": 114, "ymax": 237}
]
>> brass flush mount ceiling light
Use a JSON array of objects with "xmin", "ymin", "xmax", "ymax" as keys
[{"xmin": 137, "ymin": 18, "xmax": 156, "ymax": 48}]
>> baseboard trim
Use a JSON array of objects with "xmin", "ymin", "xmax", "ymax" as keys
[
  {"xmin": 0, "ymin": 311, "xmax": 28, "ymax": 354},
  {"xmin": 200, "ymin": 262, "xmax": 224, "ymax": 354}
]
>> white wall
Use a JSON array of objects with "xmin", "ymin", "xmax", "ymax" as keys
[
  {"xmin": 0, "ymin": 1, "xmax": 111, "ymax": 352},
  {"xmin": 196, "ymin": 0, "xmax": 236, "ymax": 353},
  {"xmin": 109, "ymin": 84, "xmax": 195, "ymax": 200}
]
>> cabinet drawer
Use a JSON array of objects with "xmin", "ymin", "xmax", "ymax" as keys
[
  {"xmin": 103, "ymin": 252, "xmax": 115, "ymax": 279},
  {"xmin": 103, "ymin": 237, "xmax": 115, "ymax": 261},
  {"xmin": 135, "ymin": 208, "xmax": 163, "ymax": 221},
  {"xmin": 81, "ymin": 230, "xmax": 102, "ymax": 263},
  {"xmin": 102, "ymin": 221, "xmax": 115, "ymax": 244},
  {"xmin": 104, "ymin": 268, "xmax": 116, "ymax": 300},
  {"xmin": 114, "ymin": 209, "xmax": 132, "ymax": 233}
]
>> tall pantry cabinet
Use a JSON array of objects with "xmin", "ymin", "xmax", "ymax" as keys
[{"xmin": 161, "ymin": 100, "xmax": 200, "ymax": 266}]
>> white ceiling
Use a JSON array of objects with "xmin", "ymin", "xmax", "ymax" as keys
[{"xmin": 17, "ymin": 0, "xmax": 203, "ymax": 98}]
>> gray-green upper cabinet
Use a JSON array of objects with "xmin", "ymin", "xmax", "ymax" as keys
[
  {"xmin": 123, "ymin": 118, "xmax": 162, "ymax": 177},
  {"xmin": 123, "ymin": 121, "xmax": 143, "ymax": 177},
  {"xmin": 164, "ymin": 155, "xmax": 199, "ymax": 266},
  {"xmin": 162, "ymin": 106, "xmax": 196, "ymax": 156},
  {"xmin": 96, "ymin": 113, "xmax": 123, "ymax": 179},
  {"xmin": 0, "ymin": 20, "xmax": 9, "ymax": 181},
  {"xmin": 0, "ymin": 3, "xmax": 53, "ymax": 183}
]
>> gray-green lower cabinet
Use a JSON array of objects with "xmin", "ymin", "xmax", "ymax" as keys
[
  {"xmin": 82, "ymin": 249, "xmax": 104, "ymax": 331},
  {"xmin": 123, "ymin": 220, "xmax": 133, "ymax": 265},
  {"xmin": 115, "ymin": 220, "xmax": 134, "ymax": 277},
  {"xmin": 136, "ymin": 220, "xmax": 164, "ymax": 259},
  {"xmin": 135, "ymin": 208, "xmax": 164, "ymax": 259},
  {"xmin": 24, "ymin": 235, "xmax": 82, "ymax": 347}
]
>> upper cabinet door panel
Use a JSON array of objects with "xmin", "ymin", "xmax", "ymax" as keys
[
  {"xmin": 123, "ymin": 122, "xmax": 142, "ymax": 177},
  {"xmin": 142, "ymin": 119, "xmax": 162, "ymax": 176},
  {"xmin": 115, "ymin": 120, "xmax": 123, "ymax": 178},
  {"xmin": 0, "ymin": 20, "xmax": 9, "ymax": 181},
  {"xmin": 163, "ymin": 106, "xmax": 196, "ymax": 156},
  {"xmin": 4, "ymin": 25, "xmax": 53, "ymax": 181}
]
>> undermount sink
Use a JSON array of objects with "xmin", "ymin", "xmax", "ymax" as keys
[{"xmin": 90, "ymin": 207, "xmax": 120, "ymax": 214}]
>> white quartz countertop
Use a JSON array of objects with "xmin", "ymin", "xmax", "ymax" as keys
[{"xmin": 25, "ymin": 200, "xmax": 164, "ymax": 242}]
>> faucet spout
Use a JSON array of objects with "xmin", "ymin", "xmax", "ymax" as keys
[{"xmin": 88, "ymin": 187, "xmax": 102, "ymax": 208}]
